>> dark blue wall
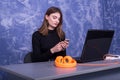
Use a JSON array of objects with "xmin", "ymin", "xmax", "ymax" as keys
[
  {"xmin": 102, "ymin": 0, "xmax": 120, "ymax": 54},
  {"xmin": 0, "ymin": 0, "xmax": 120, "ymax": 65}
]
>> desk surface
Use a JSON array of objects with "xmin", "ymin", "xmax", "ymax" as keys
[{"xmin": 0, "ymin": 60, "xmax": 120, "ymax": 80}]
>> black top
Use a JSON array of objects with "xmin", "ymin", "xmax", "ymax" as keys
[{"xmin": 32, "ymin": 30, "xmax": 66, "ymax": 62}]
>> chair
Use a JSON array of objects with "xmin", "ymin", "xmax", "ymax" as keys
[{"xmin": 24, "ymin": 52, "xmax": 32, "ymax": 63}]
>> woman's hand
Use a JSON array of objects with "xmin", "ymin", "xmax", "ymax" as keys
[
  {"xmin": 60, "ymin": 40, "xmax": 69, "ymax": 50},
  {"xmin": 50, "ymin": 40, "xmax": 69, "ymax": 54}
]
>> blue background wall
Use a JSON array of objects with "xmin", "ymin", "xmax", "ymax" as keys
[
  {"xmin": 0, "ymin": 0, "xmax": 120, "ymax": 66},
  {"xmin": 103, "ymin": 0, "xmax": 120, "ymax": 55}
]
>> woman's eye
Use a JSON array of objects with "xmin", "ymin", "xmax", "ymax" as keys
[{"xmin": 53, "ymin": 16, "xmax": 57, "ymax": 19}]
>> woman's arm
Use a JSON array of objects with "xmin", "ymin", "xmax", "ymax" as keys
[{"xmin": 31, "ymin": 32, "xmax": 52, "ymax": 62}]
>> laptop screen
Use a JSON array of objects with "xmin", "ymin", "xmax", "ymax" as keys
[{"xmin": 77, "ymin": 29, "xmax": 114, "ymax": 63}]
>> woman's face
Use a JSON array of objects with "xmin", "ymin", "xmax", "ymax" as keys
[{"xmin": 46, "ymin": 12, "xmax": 61, "ymax": 30}]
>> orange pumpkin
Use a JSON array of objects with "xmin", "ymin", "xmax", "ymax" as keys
[{"xmin": 55, "ymin": 56, "xmax": 77, "ymax": 68}]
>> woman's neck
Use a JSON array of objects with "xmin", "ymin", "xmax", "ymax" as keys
[{"xmin": 48, "ymin": 26, "xmax": 55, "ymax": 30}]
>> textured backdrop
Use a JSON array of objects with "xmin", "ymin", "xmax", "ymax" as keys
[{"xmin": 0, "ymin": 0, "xmax": 120, "ymax": 65}]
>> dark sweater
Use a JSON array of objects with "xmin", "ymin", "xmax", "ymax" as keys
[{"xmin": 32, "ymin": 30, "xmax": 66, "ymax": 62}]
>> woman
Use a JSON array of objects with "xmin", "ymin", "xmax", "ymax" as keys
[{"xmin": 31, "ymin": 6, "xmax": 69, "ymax": 62}]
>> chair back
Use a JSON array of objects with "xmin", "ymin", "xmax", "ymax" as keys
[{"xmin": 24, "ymin": 52, "xmax": 32, "ymax": 63}]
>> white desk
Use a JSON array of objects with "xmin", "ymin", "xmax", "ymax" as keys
[{"xmin": 0, "ymin": 60, "xmax": 120, "ymax": 80}]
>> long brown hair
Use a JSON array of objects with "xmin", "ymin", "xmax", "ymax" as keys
[{"xmin": 39, "ymin": 6, "xmax": 65, "ymax": 40}]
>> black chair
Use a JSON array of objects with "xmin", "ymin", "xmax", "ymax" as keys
[{"xmin": 24, "ymin": 52, "xmax": 32, "ymax": 63}]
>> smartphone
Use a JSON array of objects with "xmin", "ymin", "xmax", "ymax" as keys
[{"xmin": 65, "ymin": 39, "xmax": 70, "ymax": 42}]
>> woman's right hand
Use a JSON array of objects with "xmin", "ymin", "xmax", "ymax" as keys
[{"xmin": 50, "ymin": 40, "xmax": 69, "ymax": 54}]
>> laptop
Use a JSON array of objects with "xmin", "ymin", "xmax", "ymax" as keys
[{"xmin": 75, "ymin": 29, "xmax": 114, "ymax": 63}]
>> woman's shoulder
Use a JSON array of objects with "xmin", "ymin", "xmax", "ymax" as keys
[{"xmin": 32, "ymin": 31, "xmax": 42, "ymax": 37}]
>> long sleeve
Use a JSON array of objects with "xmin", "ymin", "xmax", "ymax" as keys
[
  {"xmin": 32, "ymin": 32, "xmax": 52, "ymax": 62},
  {"xmin": 31, "ymin": 31, "xmax": 66, "ymax": 62}
]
